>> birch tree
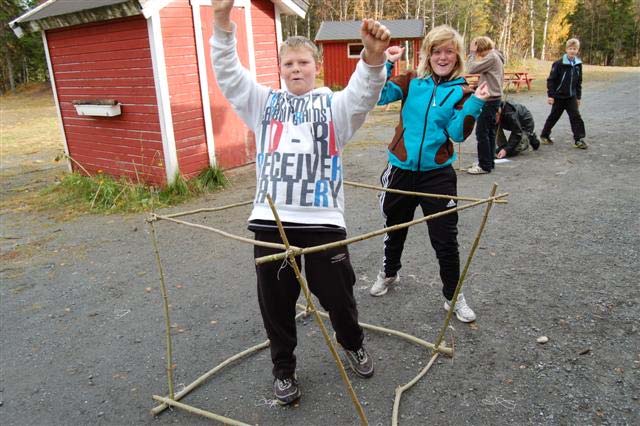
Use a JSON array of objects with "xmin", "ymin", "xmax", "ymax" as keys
[{"xmin": 541, "ymin": 0, "xmax": 550, "ymax": 59}]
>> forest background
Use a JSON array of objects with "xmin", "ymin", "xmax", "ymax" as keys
[{"xmin": 1, "ymin": 0, "xmax": 639, "ymax": 93}]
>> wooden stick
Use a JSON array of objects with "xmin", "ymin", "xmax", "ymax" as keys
[
  {"xmin": 343, "ymin": 180, "xmax": 506, "ymax": 204},
  {"xmin": 149, "ymin": 221, "xmax": 175, "ymax": 400},
  {"xmin": 265, "ymin": 195, "xmax": 368, "ymax": 426},
  {"xmin": 433, "ymin": 183, "xmax": 499, "ymax": 352},
  {"xmin": 256, "ymin": 193, "xmax": 508, "ymax": 265},
  {"xmin": 296, "ymin": 304, "xmax": 453, "ymax": 356},
  {"xmin": 392, "ymin": 352, "xmax": 440, "ymax": 426},
  {"xmin": 152, "ymin": 312, "xmax": 307, "ymax": 416},
  {"xmin": 148, "ymin": 213, "xmax": 301, "ymax": 251},
  {"xmin": 151, "ymin": 339, "xmax": 270, "ymax": 415},
  {"xmin": 152, "ymin": 396, "xmax": 251, "ymax": 426},
  {"xmin": 156, "ymin": 200, "xmax": 254, "ymax": 220}
]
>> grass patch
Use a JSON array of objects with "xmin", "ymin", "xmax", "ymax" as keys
[{"xmin": 41, "ymin": 166, "xmax": 228, "ymax": 214}]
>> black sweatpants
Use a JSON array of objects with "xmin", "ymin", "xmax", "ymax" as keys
[
  {"xmin": 379, "ymin": 164, "xmax": 460, "ymax": 300},
  {"xmin": 541, "ymin": 97, "xmax": 586, "ymax": 141},
  {"xmin": 254, "ymin": 229, "xmax": 363, "ymax": 380},
  {"xmin": 475, "ymin": 99, "xmax": 501, "ymax": 172}
]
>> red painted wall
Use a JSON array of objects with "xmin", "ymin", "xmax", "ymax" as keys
[
  {"xmin": 47, "ymin": 16, "xmax": 166, "ymax": 184},
  {"xmin": 320, "ymin": 39, "xmax": 422, "ymax": 88},
  {"xmin": 160, "ymin": 1, "xmax": 209, "ymax": 179},
  {"xmin": 251, "ymin": 0, "xmax": 280, "ymax": 88},
  {"xmin": 321, "ymin": 42, "xmax": 359, "ymax": 89},
  {"xmin": 48, "ymin": 1, "xmax": 283, "ymax": 183}
]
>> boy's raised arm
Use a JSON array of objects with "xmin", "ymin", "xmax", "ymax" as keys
[
  {"xmin": 210, "ymin": 0, "xmax": 270, "ymax": 131},
  {"xmin": 213, "ymin": 0, "xmax": 234, "ymax": 31},
  {"xmin": 361, "ymin": 19, "xmax": 391, "ymax": 66}
]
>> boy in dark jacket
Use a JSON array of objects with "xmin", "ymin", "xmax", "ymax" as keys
[
  {"xmin": 496, "ymin": 100, "xmax": 541, "ymax": 158},
  {"xmin": 540, "ymin": 38, "xmax": 587, "ymax": 149}
]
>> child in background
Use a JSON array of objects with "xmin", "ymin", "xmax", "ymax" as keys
[
  {"xmin": 370, "ymin": 26, "xmax": 489, "ymax": 324},
  {"xmin": 496, "ymin": 100, "xmax": 541, "ymax": 158},
  {"xmin": 540, "ymin": 38, "xmax": 587, "ymax": 149},
  {"xmin": 466, "ymin": 36, "xmax": 505, "ymax": 174},
  {"xmin": 210, "ymin": 0, "xmax": 390, "ymax": 406}
]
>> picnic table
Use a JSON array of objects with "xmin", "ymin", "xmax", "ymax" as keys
[
  {"xmin": 503, "ymin": 71, "xmax": 535, "ymax": 92},
  {"xmin": 463, "ymin": 72, "xmax": 535, "ymax": 92},
  {"xmin": 463, "ymin": 73, "xmax": 481, "ymax": 89}
]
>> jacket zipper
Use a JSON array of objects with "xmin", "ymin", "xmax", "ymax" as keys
[
  {"xmin": 569, "ymin": 66, "xmax": 574, "ymax": 97},
  {"xmin": 417, "ymin": 78, "xmax": 438, "ymax": 170},
  {"xmin": 439, "ymin": 89, "xmax": 454, "ymax": 106},
  {"xmin": 556, "ymin": 71, "xmax": 566, "ymax": 92}
]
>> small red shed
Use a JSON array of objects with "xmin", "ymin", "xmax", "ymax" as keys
[
  {"xmin": 315, "ymin": 19, "xmax": 425, "ymax": 89},
  {"xmin": 10, "ymin": 0, "xmax": 308, "ymax": 185}
]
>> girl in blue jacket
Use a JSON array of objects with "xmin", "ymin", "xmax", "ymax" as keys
[{"xmin": 369, "ymin": 25, "xmax": 489, "ymax": 323}]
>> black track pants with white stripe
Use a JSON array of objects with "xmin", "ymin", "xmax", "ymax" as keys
[
  {"xmin": 254, "ymin": 229, "xmax": 364, "ymax": 380},
  {"xmin": 378, "ymin": 164, "xmax": 460, "ymax": 300}
]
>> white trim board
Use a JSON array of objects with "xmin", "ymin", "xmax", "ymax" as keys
[
  {"xmin": 274, "ymin": 5, "xmax": 284, "ymax": 89},
  {"xmin": 42, "ymin": 30, "xmax": 71, "ymax": 172},
  {"xmin": 140, "ymin": 0, "xmax": 174, "ymax": 19},
  {"xmin": 147, "ymin": 12, "xmax": 179, "ymax": 184},
  {"xmin": 189, "ymin": 0, "xmax": 217, "ymax": 167}
]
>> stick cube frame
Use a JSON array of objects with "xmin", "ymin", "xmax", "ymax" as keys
[{"xmin": 146, "ymin": 181, "xmax": 507, "ymax": 425}]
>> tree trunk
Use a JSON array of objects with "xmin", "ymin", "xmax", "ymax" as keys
[
  {"xmin": 505, "ymin": 0, "xmax": 515, "ymax": 61},
  {"xmin": 498, "ymin": 0, "xmax": 510, "ymax": 51},
  {"xmin": 6, "ymin": 55, "xmax": 15, "ymax": 92},
  {"xmin": 541, "ymin": 0, "xmax": 550, "ymax": 60},
  {"xmin": 529, "ymin": 0, "xmax": 535, "ymax": 59},
  {"xmin": 431, "ymin": 0, "xmax": 436, "ymax": 29}
]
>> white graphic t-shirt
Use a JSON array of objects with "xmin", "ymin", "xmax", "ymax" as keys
[{"xmin": 211, "ymin": 25, "xmax": 386, "ymax": 229}]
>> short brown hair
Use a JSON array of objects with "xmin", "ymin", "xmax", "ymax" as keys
[
  {"xmin": 472, "ymin": 36, "xmax": 494, "ymax": 53},
  {"xmin": 566, "ymin": 38, "xmax": 580, "ymax": 49},
  {"xmin": 279, "ymin": 36, "xmax": 321, "ymax": 63},
  {"xmin": 416, "ymin": 25, "xmax": 465, "ymax": 79}
]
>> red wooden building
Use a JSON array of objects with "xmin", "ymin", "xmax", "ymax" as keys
[
  {"xmin": 10, "ymin": 0, "xmax": 308, "ymax": 185},
  {"xmin": 315, "ymin": 19, "xmax": 425, "ymax": 89}
]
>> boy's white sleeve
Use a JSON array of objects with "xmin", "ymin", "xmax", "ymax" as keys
[
  {"xmin": 209, "ymin": 23, "xmax": 271, "ymax": 131},
  {"xmin": 331, "ymin": 57, "xmax": 387, "ymax": 149}
]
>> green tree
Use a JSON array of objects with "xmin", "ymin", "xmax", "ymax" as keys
[
  {"xmin": 1, "ymin": 0, "xmax": 46, "ymax": 93},
  {"xmin": 569, "ymin": 0, "xmax": 638, "ymax": 65}
]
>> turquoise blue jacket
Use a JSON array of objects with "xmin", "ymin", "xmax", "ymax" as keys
[{"xmin": 378, "ymin": 63, "xmax": 485, "ymax": 171}]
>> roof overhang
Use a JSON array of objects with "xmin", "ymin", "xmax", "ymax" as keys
[
  {"xmin": 9, "ymin": 0, "xmax": 308, "ymax": 38},
  {"xmin": 272, "ymin": 0, "xmax": 307, "ymax": 18},
  {"xmin": 9, "ymin": 0, "xmax": 141, "ymax": 37}
]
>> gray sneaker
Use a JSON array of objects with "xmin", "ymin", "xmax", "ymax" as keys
[
  {"xmin": 369, "ymin": 271, "xmax": 399, "ymax": 296},
  {"xmin": 343, "ymin": 346, "xmax": 374, "ymax": 378},
  {"xmin": 273, "ymin": 375, "xmax": 301, "ymax": 405}
]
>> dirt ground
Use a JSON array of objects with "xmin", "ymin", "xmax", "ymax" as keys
[{"xmin": 1, "ymin": 68, "xmax": 639, "ymax": 426}]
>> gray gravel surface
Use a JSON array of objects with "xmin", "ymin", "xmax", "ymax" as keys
[{"xmin": 1, "ymin": 70, "xmax": 639, "ymax": 425}]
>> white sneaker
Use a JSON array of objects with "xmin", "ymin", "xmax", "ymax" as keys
[
  {"xmin": 369, "ymin": 271, "xmax": 399, "ymax": 297},
  {"xmin": 466, "ymin": 164, "xmax": 489, "ymax": 175},
  {"xmin": 443, "ymin": 293, "xmax": 476, "ymax": 322}
]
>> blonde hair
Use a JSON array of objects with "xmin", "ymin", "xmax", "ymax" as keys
[
  {"xmin": 416, "ymin": 25, "xmax": 465, "ymax": 79},
  {"xmin": 279, "ymin": 36, "xmax": 321, "ymax": 63},
  {"xmin": 566, "ymin": 38, "xmax": 580, "ymax": 49},
  {"xmin": 472, "ymin": 36, "xmax": 495, "ymax": 53}
]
